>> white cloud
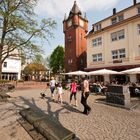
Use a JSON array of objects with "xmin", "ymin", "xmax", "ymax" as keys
[{"xmin": 35, "ymin": 0, "xmax": 120, "ymax": 19}]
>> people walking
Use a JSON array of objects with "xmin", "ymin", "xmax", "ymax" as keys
[
  {"xmin": 69, "ymin": 79, "xmax": 77, "ymax": 107},
  {"xmin": 56, "ymin": 83, "xmax": 63, "ymax": 104},
  {"xmin": 81, "ymin": 76, "xmax": 91, "ymax": 115},
  {"xmin": 50, "ymin": 77, "xmax": 56, "ymax": 101}
]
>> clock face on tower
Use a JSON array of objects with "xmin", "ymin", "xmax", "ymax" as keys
[
  {"xmin": 67, "ymin": 19, "xmax": 72, "ymax": 27},
  {"xmin": 79, "ymin": 19, "xmax": 84, "ymax": 27}
]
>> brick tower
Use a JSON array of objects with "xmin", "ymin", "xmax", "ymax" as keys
[{"xmin": 63, "ymin": 1, "xmax": 88, "ymax": 73}]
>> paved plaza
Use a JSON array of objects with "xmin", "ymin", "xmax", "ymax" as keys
[{"xmin": 0, "ymin": 82, "xmax": 140, "ymax": 140}]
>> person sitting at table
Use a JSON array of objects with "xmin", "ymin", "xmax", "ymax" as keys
[
  {"xmin": 97, "ymin": 82, "xmax": 107, "ymax": 95},
  {"xmin": 132, "ymin": 82, "xmax": 140, "ymax": 95}
]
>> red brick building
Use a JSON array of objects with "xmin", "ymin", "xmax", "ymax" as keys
[{"xmin": 63, "ymin": 1, "xmax": 88, "ymax": 73}]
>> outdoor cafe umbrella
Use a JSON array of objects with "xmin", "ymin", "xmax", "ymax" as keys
[
  {"xmin": 121, "ymin": 67, "xmax": 140, "ymax": 74},
  {"xmin": 87, "ymin": 68, "xmax": 121, "ymax": 75},
  {"xmin": 65, "ymin": 70, "xmax": 88, "ymax": 75}
]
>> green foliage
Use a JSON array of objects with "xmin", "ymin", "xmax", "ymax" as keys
[
  {"xmin": 49, "ymin": 45, "xmax": 64, "ymax": 74},
  {"xmin": 23, "ymin": 63, "xmax": 47, "ymax": 75},
  {"xmin": 0, "ymin": 0, "xmax": 56, "ymax": 76},
  {"xmin": 32, "ymin": 54, "xmax": 44, "ymax": 64}
]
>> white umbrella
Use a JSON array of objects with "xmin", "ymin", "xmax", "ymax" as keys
[
  {"xmin": 121, "ymin": 67, "xmax": 140, "ymax": 74},
  {"xmin": 65, "ymin": 70, "xmax": 88, "ymax": 75},
  {"xmin": 87, "ymin": 68, "xmax": 121, "ymax": 75}
]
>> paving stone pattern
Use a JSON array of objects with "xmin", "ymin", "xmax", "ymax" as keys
[{"xmin": 0, "ymin": 82, "xmax": 140, "ymax": 140}]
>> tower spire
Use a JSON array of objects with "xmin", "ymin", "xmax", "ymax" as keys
[
  {"xmin": 69, "ymin": 0, "xmax": 82, "ymax": 18},
  {"xmin": 84, "ymin": 12, "xmax": 87, "ymax": 20}
]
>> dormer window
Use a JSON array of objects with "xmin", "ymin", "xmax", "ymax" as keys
[
  {"xmin": 118, "ymin": 15, "xmax": 124, "ymax": 22},
  {"xmin": 112, "ymin": 17, "xmax": 117, "ymax": 24},
  {"xmin": 111, "ymin": 14, "xmax": 124, "ymax": 25},
  {"xmin": 95, "ymin": 24, "xmax": 101, "ymax": 31}
]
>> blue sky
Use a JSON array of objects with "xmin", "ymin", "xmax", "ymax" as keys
[{"xmin": 35, "ymin": 0, "xmax": 140, "ymax": 57}]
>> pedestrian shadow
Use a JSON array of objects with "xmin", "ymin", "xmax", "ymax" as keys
[
  {"xmin": 62, "ymin": 101, "xmax": 82, "ymax": 113},
  {"xmin": 45, "ymin": 97, "xmax": 81, "ymax": 122}
]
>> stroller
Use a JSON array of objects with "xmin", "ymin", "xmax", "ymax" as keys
[{"xmin": 40, "ymin": 89, "xmax": 47, "ymax": 99}]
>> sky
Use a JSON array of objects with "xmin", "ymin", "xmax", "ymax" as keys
[{"xmin": 34, "ymin": 0, "xmax": 140, "ymax": 57}]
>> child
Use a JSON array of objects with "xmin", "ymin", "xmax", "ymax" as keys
[
  {"xmin": 69, "ymin": 79, "xmax": 77, "ymax": 107},
  {"xmin": 56, "ymin": 83, "xmax": 63, "ymax": 104}
]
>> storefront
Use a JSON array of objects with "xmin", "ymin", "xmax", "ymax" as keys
[{"xmin": 2, "ymin": 57, "xmax": 21, "ymax": 81}]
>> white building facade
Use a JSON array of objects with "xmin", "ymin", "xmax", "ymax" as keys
[
  {"xmin": 86, "ymin": 0, "xmax": 140, "ymax": 83},
  {"xmin": 2, "ymin": 57, "xmax": 21, "ymax": 81}
]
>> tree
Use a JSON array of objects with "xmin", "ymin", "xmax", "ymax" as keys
[
  {"xmin": 0, "ymin": 0, "xmax": 56, "ymax": 79},
  {"xmin": 49, "ymin": 45, "xmax": 64, "ymax": 74},
  {"xmin": 32, "ymin": 54, "xmax": 44, "ymax": 64},
  {"xmin": 23, "ymin": 63, "xmax": 47, "ymax": 81}
]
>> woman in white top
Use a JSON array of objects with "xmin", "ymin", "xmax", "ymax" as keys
[{"xmin": 56, "ymin": 83, "xmax": 63, "ymax": 104}]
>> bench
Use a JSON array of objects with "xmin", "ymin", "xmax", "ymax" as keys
[{"xmin": 19, "ymin": 108, "xmax": 76, "ymax": 140}]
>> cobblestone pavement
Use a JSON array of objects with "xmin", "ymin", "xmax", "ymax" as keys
[{"xmin": 0, "ymin": 84, "xmax": 140, "ymax": 140}]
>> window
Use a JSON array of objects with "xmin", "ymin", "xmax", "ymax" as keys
[
  {"xmin": 111, "ymin": 33, "xmax": 117, "ymax": 41},
  {"xmin": 81, "ymin": 33, "xmax": 82, "ymax": 40},
  {"xmin": 68, "ymin": 35, "xmax": 72, "ymax": 42},
  {"xmin": 112, "ymin": 17, "xmax": 117, "ymax": 25},
  {"xmin": 111, "ymin": 14, "xmax": 124, "ymax": 25},
  {"xmin": 81, "ymin": 59, "xmax": 83, "ymax": 64},
  {"xmin": 138, "ymin": 24, "xmax": 140, "ymax": 34},
  {"xmin": 92, "ymin": 39, "xmax": 97, "ymax": 46},
  {"xmin": 96, "ymin": 24, "xmax": 101, "ymax": 31},
  {"xmin": 92, "ymin": 37, "xmax": 102, "ymax": 46},
  {"xmin": 68, "ymin": 59, "xmax": 72, "ymax": 64},
  {"xmin": 112, "ymin": 50, "xmax": 118, "ymax": 59},
  {"xmin": 97, "ymin": 37, "xmax": 102, "ymax": 45},
  {"xmin": 118, "ymin": 15, "xmax": 124, "ymax": 22},
  {"xmin": 118, "ymin": 30, "xmax": 125, "ymax": 40},
  {"xmin": 112, "ymin": 49, "xmax": 125, "ymax": 59},
  {"xmin": 119, "ymin": 49, "xmax": 125, "ymax": 58},
  {"xmin": 92, "ymin": 53, "xmax": 102, "ymax": 62},
  {"xmin": 138, "ymin": 7, "xmax": 140, "ymax": 14},
  {"xmin": 3, "ymin": 62, "xmax": 7, "ymax": 67},
  {"xmin": 111, "ymin": 30, "xmax": 125, "ymax": 41}
]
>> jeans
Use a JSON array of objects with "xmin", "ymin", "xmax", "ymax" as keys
[{"xmin": 50, "ymin": 86, "xmax": 55, "ymax": 94}]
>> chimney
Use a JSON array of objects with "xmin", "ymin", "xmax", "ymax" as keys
[
  {"xmin": 113, "ymin": 8, "xmax": 116, "ymax": 15},
  {"xmin": 133, "ymin": 0, "xmax": 136, "ymax": 5}
]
